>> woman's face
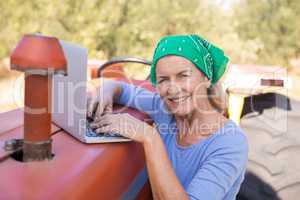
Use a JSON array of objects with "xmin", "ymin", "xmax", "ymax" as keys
[{"xmin": 156, "ymin": 55, "xmax": 210, "ymax": 117}]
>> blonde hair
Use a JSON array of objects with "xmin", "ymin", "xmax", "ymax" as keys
[{"xmin": 207, "ymin": 73, "xmax": 228, "ymax": 114}]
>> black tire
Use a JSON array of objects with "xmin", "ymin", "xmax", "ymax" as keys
[{"xmin": 237, "ymin": 93, "xmax": 300, "ymax": 200}]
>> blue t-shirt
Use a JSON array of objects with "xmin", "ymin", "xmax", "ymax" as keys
[{"xmin": 116, "ymin": 82, "xmax": 248, "ymax": 200}]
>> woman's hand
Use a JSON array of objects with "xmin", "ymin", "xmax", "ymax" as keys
[
  {"xmin": 87, "ymin": 90, "xmax": 113, "ymax": 121},
  {"xmin": 87, "ymin": 80, "xmax": 121, "ymax": 121},
  {"xmin": 90, "ymin": 113, "xmax": 158, "ymax": 144}
]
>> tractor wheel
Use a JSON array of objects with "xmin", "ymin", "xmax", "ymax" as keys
[{"xmin": 237, "ymin": 93, "xmax": 300, "ymax": 200}]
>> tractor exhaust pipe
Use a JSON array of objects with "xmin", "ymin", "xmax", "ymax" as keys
[{"xmin": 10, "ymin": 34, "xmax": 67, "ymax": 162}]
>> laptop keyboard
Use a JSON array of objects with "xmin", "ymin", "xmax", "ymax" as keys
[{"xmin": 86, "ymin": 121, "xmax": 125, "ymax": 138}]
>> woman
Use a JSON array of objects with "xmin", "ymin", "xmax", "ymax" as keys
[{"xmin": 87, "ymin": 34, "xmax": 248, "ymax": 200}]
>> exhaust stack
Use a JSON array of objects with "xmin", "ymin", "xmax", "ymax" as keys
[{"xmin": 10, "ymin": 34, "xmax": 67, "ymax": 162}]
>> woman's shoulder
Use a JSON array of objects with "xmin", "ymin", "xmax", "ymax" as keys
[{"xmin": 205, "ymin": 120, "xmax": 249, "ymax": 155}]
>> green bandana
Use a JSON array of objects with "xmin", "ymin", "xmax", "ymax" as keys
[{"xmin": 150, "ymin": 34, "xmax": 229, "ymax": 86}]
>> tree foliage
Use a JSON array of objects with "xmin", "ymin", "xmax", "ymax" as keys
[
  {"xmin": 234, "ymin": 0, "xmax": 300, "ymax": 66},
  {"xmin": 0, "ymin": 0, "xmax": 299, "ymax": 68}
]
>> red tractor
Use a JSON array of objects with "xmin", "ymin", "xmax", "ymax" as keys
[{"xmin": 1, "ymin": 35, "xmax": 300, "ymax": 200}]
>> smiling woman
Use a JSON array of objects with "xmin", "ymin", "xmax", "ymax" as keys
[
  {"xmin": 155, "ymin": 55, "xmax": 227, "ymax": 117},
  {"xmin": 88, "ymin": 34, "xmax": 248, "ymax": 200}
]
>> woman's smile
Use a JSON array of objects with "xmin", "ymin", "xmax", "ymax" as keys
[
  {"xmin": 167, "ymin": 95, "xmax": 191, "ymax": 103},
  {"xmin": 165, "ymin": 94, "xmax": 193, "ymax": 115}
]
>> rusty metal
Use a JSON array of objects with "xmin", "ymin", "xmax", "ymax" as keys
[
  {"xmin": 0, "ymin": 139, "xmax": 23, "ymax": 163},
  {"xmin": 4, "ymin": 139, "xmax": 23, "ymax": 151},
  {"xmin": 23, "ymin": 139, "xmax": 53, "ymax": 162}
]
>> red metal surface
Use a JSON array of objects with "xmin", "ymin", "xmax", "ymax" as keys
[
  {"xmin": 136, "ymin": 180, "xmax": 153, "ymax": 200},
  {"xmin": 99, "ymin": 63, "xmax": 127, "ymax": 79},
  {"xmin": 10, "ymin": 34, "xmax": 67, "ymax": 72},
  {"xmin": 89, "ymin": 62, "xmax": 127, "ymax": 79},
  {"xmin": 0, "ymin": 109, "xmax": 149, "ymax": 200}
]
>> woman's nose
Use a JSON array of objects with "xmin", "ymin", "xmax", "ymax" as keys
[{"xmin": 167, "ymin": 82, "xmax": 181, "ymax": 96}]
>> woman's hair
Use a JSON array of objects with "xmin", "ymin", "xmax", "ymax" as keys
[{"xmin": 207, "ymin": 79, "xmax": 228, "ymax": 114}]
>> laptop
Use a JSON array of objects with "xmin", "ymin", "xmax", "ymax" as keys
[{"xmin": 52, "ymin": 40, "xmax": 131, "ymax": 143}]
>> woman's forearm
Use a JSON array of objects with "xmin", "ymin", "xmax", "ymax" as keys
[
  {"xmin": 110, "ymin": 81, "xmax": 122, "ymax": 102},
  {"xmin": 100, "ymin": 80, "xmax": 122, "ymax": 102},
  {"xmin": 143, "ymin": 133, "xmax": 189, "ymax": 200}
]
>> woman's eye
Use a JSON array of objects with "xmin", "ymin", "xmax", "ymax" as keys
[
  {"xmin": 158, "ymin": 79, "xmax": 166, "ymax": 84},
  {"xmin": 180, "ymin": 74, "xmax": 189, "ymax": 78}
]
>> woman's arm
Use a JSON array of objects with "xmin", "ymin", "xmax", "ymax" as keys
[
  {"xmin": 114, "ymin": 81, "xmax": 163, "ymax": 120},
  {"xmin": 88, "ymin": 79, "xmax": 159, "ymax": 118},
  {"xmin": 88, "ymin": 79, "xmax": 168, "ymax": 124},
  {"xmin": 143, "ymin": 132, "xmax": 189, "ymax": 200},
  {"xmin": 91, "ymin": 112, "xmax": 189, "ymax": 199}
]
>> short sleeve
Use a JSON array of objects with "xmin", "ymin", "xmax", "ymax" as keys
[
  {"xmin": 186, "ymin": 131, "xmax": 248, "ymax": 200},
  {"xmin": 115, "ymin": 81, "xmax": 168, "ymax": 123}
]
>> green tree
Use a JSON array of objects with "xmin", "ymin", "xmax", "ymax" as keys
[
  {"xmin": 234, "ymin": 0, "xmax": 300, "ymax": 67},
  {"xmin": 2, "ymin": 0, "xmax": 291, "ymax": 69},
  {"xmin": 0, "ymin": 0, "xmax": 235, "ymax": 60}
]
